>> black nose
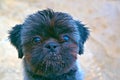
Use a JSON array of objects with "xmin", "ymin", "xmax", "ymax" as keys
[{"xmin": 45, "ymin": 42, "xmax": 58, "ymax": 51}]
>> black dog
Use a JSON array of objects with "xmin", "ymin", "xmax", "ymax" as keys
[{"xmin": 9, "ymin": 9, "xmax": 89, "ymax": 80}]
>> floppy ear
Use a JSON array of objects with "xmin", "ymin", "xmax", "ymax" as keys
[
  {"xmin": 9, "ymin": 24, "xmax": 23, "ymax": 58},
  {"xmin": 75, "ymin": 21, "xmax": 89, "ymax": 55}
]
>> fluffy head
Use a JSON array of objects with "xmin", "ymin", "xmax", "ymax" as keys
[{"xmin": 9, "ymin": 9, "xmax": 89, "ymax": 77}]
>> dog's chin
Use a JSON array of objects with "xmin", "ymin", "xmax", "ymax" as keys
[{"xmin": 25, "ymin": 51, "xmax": 77, "ymax": 77}]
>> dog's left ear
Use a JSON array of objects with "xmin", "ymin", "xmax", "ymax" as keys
[
  {"xmin": 9, "ymin": 24, "xmax": 23, "ymax": 58},
  {"xmin": 75, "ymin": 21, "xmax": 90, "ymax": 55}
]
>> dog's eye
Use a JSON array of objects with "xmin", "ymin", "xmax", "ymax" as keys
[
  {"xmin": 32, "ymin": 37, "xmax": 41, "ymax": 43},
  {"xmin": 62, "ymin": 35, "xmax": 70, "ymax": 42}
]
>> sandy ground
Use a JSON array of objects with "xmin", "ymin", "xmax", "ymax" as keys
[{"xmin": 0, "ymin": 0, "xmax": 120, "ymax": 80}]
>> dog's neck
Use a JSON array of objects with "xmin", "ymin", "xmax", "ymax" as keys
[{"xmin": 24, "ymin": 68, "xmax": 76, "ymax": 80}]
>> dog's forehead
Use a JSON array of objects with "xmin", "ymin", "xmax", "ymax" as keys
[
  {"xmin": 22, "ymin": 10, "xmax": 79, "ymax": 37},
  {"xmin": 21, "ymin": 10, "xmax": 80, "ymax": 44}
]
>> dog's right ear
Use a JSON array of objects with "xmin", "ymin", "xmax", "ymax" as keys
[{"xmin": 9, "ymin": 24, "xmax": 23, "ymax": 59}]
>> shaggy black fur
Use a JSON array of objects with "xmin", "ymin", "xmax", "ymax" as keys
[{"xmin": 9, "ymin": 9, "xmax": 89, "ymax": 80}]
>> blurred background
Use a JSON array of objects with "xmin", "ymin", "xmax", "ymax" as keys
[{"xmin": 0, "ymin": 0, "xmax": 120, "ymax": 80}]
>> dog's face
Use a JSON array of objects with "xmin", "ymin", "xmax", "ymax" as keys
[{"xmin": 9, "ymin": 9, "xmax": 89, "ymax": 76}]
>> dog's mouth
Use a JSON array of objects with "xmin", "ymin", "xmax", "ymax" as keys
[
  {"xmin": 31, "ymin": 53, "xmax": 65, "ymax": 76},
  {"xmin": 27, "ymin": 49, "xmax": 77, "ymax": 76},
  {"xmin": 44, "ymin": 52, "xmax": 62, "ymax": 62}
]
